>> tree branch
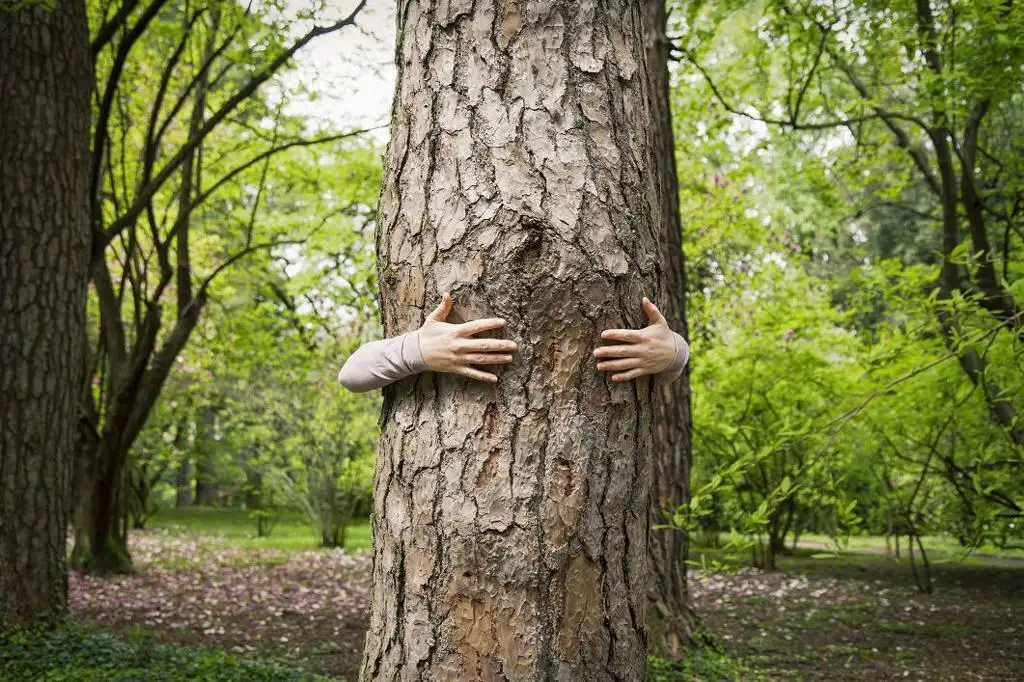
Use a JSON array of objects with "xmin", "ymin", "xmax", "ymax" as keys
[
  {"xmin": 90, "ymin": 0, "xmax": 141, "ymax": 57},
  {"xmin": 90, "ymin": 0, "xmax": 175, "ymax": 233},
  {"xmin": 102, "ymin": 0, "xmax": 369, "ymax": 245}
]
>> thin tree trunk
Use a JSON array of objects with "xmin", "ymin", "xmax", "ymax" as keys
[
  {"xmin": 194, "ymin": 407, "xmax": 218, "ymax": 506},
  {"xmin": 244, "ymin": 464, "xmax": 262, "ymax": 510},
  {"xmin": 0, "ymin": 0, "xmax": 92, "ymax": 627},
  {"xmin": 194, "ymin": 455, "xmax": 217, "ymax": 505},
  {"xmin": 643, "ymin": 0, "xmax": 696, "ymax": 657},
  {"xmin": 72, "ymin": 13, "xmax": 217, "ymax": 572},
  {"xmin": 176, "ymin": 458, "xmax": 193, "ymax": 508},
  {"xmin": 362, "ymin": 1, "xmax": 661, "ymax": 678}
]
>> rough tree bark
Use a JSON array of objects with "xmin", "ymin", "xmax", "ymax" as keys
[
  {"xmin": 362, "ymin": 1, "xmax": 662, "ymax": 679},
  {"xmin": 643, "ymin": 0, "xmax": 697, "ymax": 656},
  {"xmin": 0, "ymin": 0, "xmax": 92, "ymax": 627}
]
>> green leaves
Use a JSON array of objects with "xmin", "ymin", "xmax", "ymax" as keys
[{"xmin": 672, "ymin": 0, "xmax": 1024, "ymax": 567}]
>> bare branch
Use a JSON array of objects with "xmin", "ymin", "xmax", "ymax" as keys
[
  {"xmin": 102, "ymin": 0, "xmax": 370, "ymax": 245},
  {"xmin": 790, "ymin": 25, "xmax": 830, "ymax": 124},
  {"xmin": 90, "ymin": 0, "xmax": 141, "ymax": 57},
  {"xmin": 90, "ymin": 0, "xmax": 176, "ymax": 232}
]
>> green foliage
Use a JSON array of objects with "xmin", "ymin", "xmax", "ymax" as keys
[
  {"xmin": 76, "ymin": 0, "xmax": 382, "ymax": 570},
  {"xmin": 647, "ymin": 638, "xmax": 762, "ymax": 681},
  {"xmin": 671, "ymin": 0, "xmax": 1024, "ymax": 579},
  {"xmin": 0, "ymin": 625, "xmax": 333, "ymax": 681}
]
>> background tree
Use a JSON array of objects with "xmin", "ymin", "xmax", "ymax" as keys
[
  {"xmin": 0, "ymin": 0, "xmax": 92, "ymax": 627},
  {"xmin": 362, "ymin": 1, "xmax": 662, "ymax": 678},
  {"xmin": 644, "ymin": 0, "xmax": 697, "ymax": 655},
  {"xmin": 73, "ymin": 0, "xmax": 370, "ymax": 572},
  {"xmin": 677, "ymin": 0, "xmax": 1024, "ymax": 435},
  {"xmin": 671, "ymin": 0, "xmax": 1024, "ymax": 581}
]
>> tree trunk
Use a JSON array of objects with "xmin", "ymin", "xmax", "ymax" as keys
[
  {"xmin": 362, "ymin": 1, "xmax": 661, "ymax": 679},
  {"xmin": 643, "ymin": 0, "xmax": 696, "ymax": 657},
  {"xmin": 194, "ymin": 454, "xmax": 217, "ymax": 505},
  {"xmin": 71, "ymin": 438, "xmax": 133, "ymax": 573},
  {"xmin": 176, "ymin": 458, "xmax": 193, "ymax": 508},
  {"xmin": 0, "ymin": 0, "xmax": 92, "ymax": 627},
  {"xmin": 194, "ymin": 407, "xmax": 217, "ymax": 505},
  {"xmin": 244, "ymin": 464, "xmax": 263, "ymax": 510}
]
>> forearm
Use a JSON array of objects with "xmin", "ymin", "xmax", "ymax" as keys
[{"xmin": 337, "ymin": 331, "xmax": 428, "ymax": 393}]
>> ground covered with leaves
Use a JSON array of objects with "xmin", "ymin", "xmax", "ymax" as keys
[
  {"xmin": 692, "ymin": 553, "xmax": 1024, "ymax": 681},
  {"xmin": 61, "ymin": 523, "xmax": 1024, "ymax": 681},
  {"xmin": 69, "ymin": 530, "xmax": 371, "ymax": 679},
  {"xmin": 0, "ymin": 625, "xmax": 330, "ymax": 682}
]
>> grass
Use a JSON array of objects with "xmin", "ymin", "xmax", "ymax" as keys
[
  {"xmin": 3, "ymin": 624, "xmax": 752, "ymax": 682},
  {"xmin": 689, "ymin": 533, "xmax": 1024, "ymax": 576},
  {"xmin": 795, "ymin": 533, "xmax": 1024, "ymax": 561},
  {"xmin": 0, "ymin": 624, "xmax": 332, "ymax": 681},
  {"xmin": 146, "ymin": 507, "xmax": 372, "ymax": 554},
  {"xmin": 648, "ymin": 639, "xmax": 765, "ymax": 681}
]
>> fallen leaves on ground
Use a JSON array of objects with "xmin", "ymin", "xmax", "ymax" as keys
[
  {"xmin": 70, "ymin": 530, "xmax": 371, "ymax": 678},
  {"xmin": 69, "ymin": 531, "xmax": 1024, "ymax": 681}
]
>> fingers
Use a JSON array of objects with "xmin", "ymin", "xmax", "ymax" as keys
[
  {"xmin": 601, "ymin": 328, "xmax": 645, "ymax": 344},
  {"xmin": 458, "ymin": 317, "xmax": 507, "ymax": 336},
  {"xmin": 593, "ymin": 344, "xmax": 642, "ymax": 359},
  {"xmin": 459, "ymin": 338, "xmax": 518, "ymax": 353},
  {"xmin": 612, "ymin": 368, "xmax": 646, "ymax": 382},
  {"xmin": 427, "ymin": 293, "xmax": 453, "ymax": 322},
  {"xmin": 642, "ymin": 297, "xmax": 667, "ymax": 326},
  {"xmin": 455, "ymin": 366, "xmax": 498, "ymax": 383},
  {"xmin": 461, "ymin": 353, "xmax": 514, "ymax": 365},
  {"xmin": 596, "ymin": 358, "xmax": 642, "ymax": 372}
]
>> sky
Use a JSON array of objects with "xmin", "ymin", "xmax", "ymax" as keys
[{"xmin": 282, "ymin": 1, "xmax": 397, "ymax": 140}]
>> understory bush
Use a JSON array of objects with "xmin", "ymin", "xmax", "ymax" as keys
[
  {"xmin": 0, "ymin": 624, "xmax": 332, "ymax": 682},
  {"xmin": 647, "ymin": 635, "xmax": 762, "ymax": 681}
]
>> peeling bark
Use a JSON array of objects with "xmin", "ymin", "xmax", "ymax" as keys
[
  {"xmin": 0, "ymin": 0, "xmax": 92, "ymax": 627},
  {"xmin": 362, "ymin": 1, "xmax": 661, "ymax": 679}
]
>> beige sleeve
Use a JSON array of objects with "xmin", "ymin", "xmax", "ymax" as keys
[
  {"xmin": 337, "ymin": 331, "xmax": 429, "ymax": 393},
  {"xmin": 658, "ymin": 331, "xmax": 690, "ymax": 383}
]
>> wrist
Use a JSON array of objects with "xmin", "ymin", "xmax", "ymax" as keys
[
  {"xmin": 670, "ymin": 333, "xmax": 689, "ymax": 372},
  {"xmin": 404, "ymin": 330, "xmax": 429, "ymax": 373}
]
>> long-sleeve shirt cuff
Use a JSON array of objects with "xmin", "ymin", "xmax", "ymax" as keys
[
  {"xmin": 659, "ymin": 331, "xmax": 690, "ymax": 383},
  {"xmin": 337, "ymin": 330, "xmax": 428, "ymax": 393}
]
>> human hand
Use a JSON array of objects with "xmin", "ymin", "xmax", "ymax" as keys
[
  {"xmin": 418, "ymin": 294, "xmax": 517, "ymax": 383},
  {"xmin": 593, "ymin": 298, "xmax": 678, "ymax": 382}
]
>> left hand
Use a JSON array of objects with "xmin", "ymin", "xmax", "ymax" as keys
[{"xmin": 594, "ymin": 298, "xmax": 677, "ymax": 382}]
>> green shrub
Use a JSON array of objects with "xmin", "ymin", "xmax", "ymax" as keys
[
  {"xmin": 0, "ymin": 625, "xmax": 334, "ymax": 682},
  {"xmin": 648, "ymin": 636, "xmax": 760, "ymax": 681}
]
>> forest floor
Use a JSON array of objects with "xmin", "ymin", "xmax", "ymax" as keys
[
  {"xmin": 66, "ymin": 510, "xmax": 1024, "ymax": 681},
  {"xmin": 691, "ymin": 550, "xmax": 1024, "ymax": 681}
]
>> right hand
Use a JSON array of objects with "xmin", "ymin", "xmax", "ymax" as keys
[{"xmin": 418, "ymin": 294, "xmax": 517, "ymax": 383}]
